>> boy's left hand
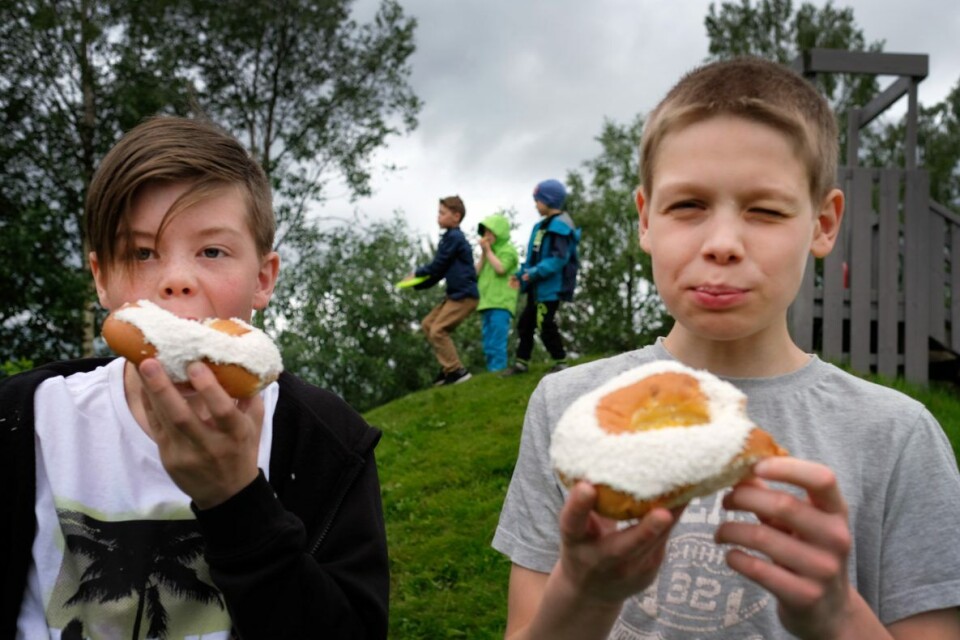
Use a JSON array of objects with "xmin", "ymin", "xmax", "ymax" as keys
[
  {"xmin": 715, "ymin": 457, "xmax": 854, "ymax": 639},
  {"xmin": 137, "ymin": 358, "xmax": 263, "ymax": 510}
]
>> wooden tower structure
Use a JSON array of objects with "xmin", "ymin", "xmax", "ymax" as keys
[{"xmin": 788, "ymin": 49, "xmax": 959, "ymax": 384}]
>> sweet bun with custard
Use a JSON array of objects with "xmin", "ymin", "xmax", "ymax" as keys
[
  {"xmin": 102, "ymin": 299, "xmax": 283, "ymax": 398},
  {"xmin": 550, "ymin": 360, "xmax": 787, "ymax": 520}
]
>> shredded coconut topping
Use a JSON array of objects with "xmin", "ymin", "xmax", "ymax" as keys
[
  {"xmin": 550, "ymin": 360, "xmax": 753, "ymax": 500},
  {"xmin": 113, "ymin": 300, "xmax": 283, "ymax": 382}
]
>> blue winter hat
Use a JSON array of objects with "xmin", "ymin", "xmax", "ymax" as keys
[{"xmin": 533, "ymin": 179, "xmax": 567, "ymax": 210}]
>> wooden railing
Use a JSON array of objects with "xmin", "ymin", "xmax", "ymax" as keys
[{"xmin": 790, "ymin": 167, "xmax": 959, "ymax": 384}]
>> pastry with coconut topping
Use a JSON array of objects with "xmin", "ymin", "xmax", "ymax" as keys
[
  {"xmin": 550, "ymin": 360, "xmax": 787, "ymax": 520},
  {"xmin": 102, "ymin": 299, "xmax": 283, "ymax": 398}
]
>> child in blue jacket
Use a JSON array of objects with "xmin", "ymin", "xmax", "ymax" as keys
[{"xmin": 503, "ymin": 179, "xmax": 581, "ymax": 375}]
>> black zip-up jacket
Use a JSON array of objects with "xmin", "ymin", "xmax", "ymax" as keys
[
  {"xmin": 1, "ymin": 358, "xmax": 388, "ymax": 639},
  {"xmin": 414, "ymin": 226, "xmax": 480, "ymax": 300}
]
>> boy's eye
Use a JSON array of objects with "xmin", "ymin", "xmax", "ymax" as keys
[
  {"xmin": 134, "ymin": 248, "xmax": 154, "ymax": 261},
  {"xmin": 751, "ymin": 208, "xmax": 786, "ymax": 218},
  {"xmin": 201, "ymin": 247, "xmax": 224, "ymax": 258},
  {"xmin": 666, "ymin": 200, "xmax": 702, "ymax": 212}
]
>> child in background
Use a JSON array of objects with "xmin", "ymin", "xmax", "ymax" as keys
[
  {"xmin": 412, "ymin": 195, "xmax": 479, "ymax": 386},
  {"xmin": 2, "ymin": 116, "xmax": 388, "ymax": 639},
  {"xmin": 502, "ymin": 179, "xmax": 581, "ymax": 376},
  {"xmin": 475, "ymin": 213, "xmax": 520, "ymax": 372},
  {"xmin": 492, "ymin": 57, "xmax": 960, "ymax": 639}
]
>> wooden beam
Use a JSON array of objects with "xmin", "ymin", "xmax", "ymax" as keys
[
  {"xmin": 798, "ymin": 49, "xmax": 928, "ymax": 78},
  {"xmin": 858, "ymin": 76, "xmax": 912, "ymax": 127},
  {"xmin": 931, "ymin": 200, "xmax": 960, "ymax": 227}
]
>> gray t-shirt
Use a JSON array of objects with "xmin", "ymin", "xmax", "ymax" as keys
[{"xmin": 492, "ymin": 341, "xmax": 960, "ymax": 639}]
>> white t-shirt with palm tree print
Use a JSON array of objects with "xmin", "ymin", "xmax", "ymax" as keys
[{"xmin": 17, "ymin": 357, "xmax": 277, "ymax": 639}]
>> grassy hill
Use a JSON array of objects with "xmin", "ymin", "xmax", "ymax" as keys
[{"xmin": 365, "ymin": 360, "xmax": 960, "ymax": 639}]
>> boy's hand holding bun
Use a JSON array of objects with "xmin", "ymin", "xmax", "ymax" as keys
[
  {"xmin": 518, "ymin": 483, "xmax": 683, "ymax": 639},
  {"xmin": 102, "ymin": 300, "xmax": 282, "ymax": 508},
  {"xmin": 138, "ymin": 358, "xmax": 264, "ymax": 509},
  {"xmin": 557, "ymin": 482, "xmax": 681, "ymax": 603},
  {"xmin": 717, "ymin": 457, "xmax": 879, "ymax": 639}
]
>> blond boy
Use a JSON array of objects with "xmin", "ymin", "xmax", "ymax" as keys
[{"xmin": 492, "ymin": 57, "xmax": 960, "ymax": 639}]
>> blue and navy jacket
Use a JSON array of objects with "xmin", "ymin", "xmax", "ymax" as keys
[
  {"xmin": 518, "ymin": 212, "xmax": 581, "ymax": 302},
  {"xmin": 415, "ymin": 227, "xmax": 479, "ymax": 300}
]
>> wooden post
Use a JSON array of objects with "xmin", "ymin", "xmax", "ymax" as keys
[
  {"xmin": 903, "ymin": 170, "xmax": 930, "ymax": 383},
  {"xmin": 849, "ymin": 169, "xmax": 873, "ymax": 372},
  {"xmin": 790, "ymin": 255, "xmax": 816, "ymax": 352},
  {"xmin": 876, "ymin": 170, "xmax": 900, "ymax": 378}
]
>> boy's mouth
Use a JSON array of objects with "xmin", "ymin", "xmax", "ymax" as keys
[
  {"xmin": 690, "ymin": 285, "xmax": 748, "ymax": 309},
  {"xmin": 693, "ymin": 285, "xmax": 745, "ymax": 295}
]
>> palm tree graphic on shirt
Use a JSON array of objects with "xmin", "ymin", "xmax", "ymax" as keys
[{"xmin": 58, "ymin": 509, "xmax": 224, "ymax": 640}]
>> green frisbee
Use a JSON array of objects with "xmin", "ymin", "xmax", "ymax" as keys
[{"xmin": 396, "ymin": 274, "xmax": 430, "ymax": 289}]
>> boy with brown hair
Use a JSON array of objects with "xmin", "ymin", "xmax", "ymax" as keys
[
  {"xmin": 492, "ymin": 57, "xmax": 960, "ymax": 639},
  {"xmin": 412, "ymin": 195, "xmax": 479, "ymax": 385},
  {"xmin": 1, "ymin": 116, "xmax": 388, "ymax": 638}
]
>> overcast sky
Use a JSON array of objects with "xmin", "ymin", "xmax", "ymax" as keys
[{"xmin": 343, "ymin": 0, "xmax": 960, "ymax": 243}]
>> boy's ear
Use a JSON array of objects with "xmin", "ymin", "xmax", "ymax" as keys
[
  {"xmin": 635, "ymin": 188, "xmax": 652, "ymax": 253},
  {"xmin": 89, "ymin": 252, "xmax": 112, "ymax": 309},
  {"xmin": 810, "ymin": 188, "xmax": 845, "ymax": 258},
  {"xmin": 252, "ymin": 251, "xmax": 281, "ymax": 311}
]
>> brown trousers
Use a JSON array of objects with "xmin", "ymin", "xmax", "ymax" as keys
[{"xmin": 422, "ymin": 297, "xmax": 478, "ymax": 372}]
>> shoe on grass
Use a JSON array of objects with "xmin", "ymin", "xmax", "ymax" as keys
[
  {"xmin": 443, "ymin": 367, "xmax": 472, "ymax": 385},
  {"xmin": 498, "ymin": 362, "xmax": 529, "ymax": 377},
  {"xmin": 548, "ymin": 362, "xmax": 569, "ymax": 373},
  {"xmin": 432, "ymin": 369, "xmax": 446, "ymax": 387}
]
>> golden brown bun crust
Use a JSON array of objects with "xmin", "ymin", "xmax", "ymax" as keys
[
  {"xmin": 102, "ymin": 306, "xmax": 273, "ymax": 398},
  {"xmin": 595, "ymin": 371, "xmax": 710, "ymax": 433},
  {"xmin": 588, "ymin": 428, "xmax": 788, "ymax": 520},
  {"xmin": 568, "ymin": 370, "xmax": 788, "ymax": 520},
  {"xmin": 101, "ymin": 313, "xmax": 158, "ymax": 363}
]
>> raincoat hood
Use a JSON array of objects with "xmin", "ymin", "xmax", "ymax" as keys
[{"xmin": 478, "ymin": 214, "xmax": 512, "ymax": 246}]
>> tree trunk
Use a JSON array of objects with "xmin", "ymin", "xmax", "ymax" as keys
[{"xmin": 79, "ymin": 0, "xmax": 98, "ymax": 357}]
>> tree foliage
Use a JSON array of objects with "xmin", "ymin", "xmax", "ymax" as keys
[
  {"xmin": 563, "ymin": 116, "xmax": 670, "ymax": 356},
  {"xmin": 919, "ymin": 79, "xmax": 960, "ymax": 209},
  {"xmin": 272, "ymin": 215, "xmax": 485, "ymax": 412},
  {"xmin": 168, "ymin": 0, "xmax": 421, "ymax": 255},
  {"xmin": 862, "ymin": 78, "xmax": 960, "ymax": 210},
  {"xmin": 0, "ymin": 0, "xmax": 193, "ymax": 364}
]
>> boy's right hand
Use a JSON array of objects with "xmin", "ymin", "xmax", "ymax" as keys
[
  {"xmin": 556, "ymin": 481, "xmax": 681, "ymax": 604},
  {"xmin": 137, "ymin": 358, "xmax": 263, "ymax": 510}
]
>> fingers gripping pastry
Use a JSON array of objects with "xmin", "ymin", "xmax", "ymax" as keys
[
  {"xmin": 102, "ymin": 300, "xmax": 283, "ymax": 398},
  {"xmin": 550, "ymin": 361, "xmax": 787, "ymax": 520}
]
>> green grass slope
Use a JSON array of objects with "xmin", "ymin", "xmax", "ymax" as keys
[
  {"xmin": 365, "ymin": 364, "xmax": 545, "ymax": 639},
  {"xmin": 366, "ymin": 363, "xmax": 960, "ymax": 638}
]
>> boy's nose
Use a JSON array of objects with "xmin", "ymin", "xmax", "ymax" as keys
[
  {"xmin": 158, "ymin": 262, "xmax": 197, "ymax": 298},
  {"xmin": 701, "ymin": 216, "xmax": 744, "ymax": 265}
]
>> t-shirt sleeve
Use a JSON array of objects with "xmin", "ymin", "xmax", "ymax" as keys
[
  {"xmin": 491, "ymin": 382, "xmax": 567, "ymax": 574},
  {"xmin": 878, "ymin": 407, "xmax": 960, "ymax": 624}
]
